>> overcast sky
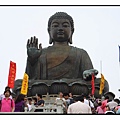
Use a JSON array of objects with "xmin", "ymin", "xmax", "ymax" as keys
[{"xmin": 0, "ymin": 6, "xmax": 120, "ymax": 98}]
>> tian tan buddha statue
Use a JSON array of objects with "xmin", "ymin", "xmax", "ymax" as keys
[{"xmin": 13, "ymin": 12, "xmax": 110, "ymax": 98}]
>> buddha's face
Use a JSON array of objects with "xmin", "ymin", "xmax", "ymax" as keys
[{"xmin": 49, "ymin": 19, "xmax": 72, "ymax": 43}]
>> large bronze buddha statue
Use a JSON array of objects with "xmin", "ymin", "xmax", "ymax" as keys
[{"xmin": 13, "ymin": 12, "xmax": 109, "ymax": 98}]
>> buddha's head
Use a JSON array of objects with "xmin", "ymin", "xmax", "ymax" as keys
[{"xmin": 48, "ymin": 12, "xmax": 74, "ymax": 44}]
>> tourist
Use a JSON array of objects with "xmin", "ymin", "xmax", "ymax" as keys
[
  {"xmin": 27, "ymin": 98, "xmax": 32, "ymax": 111},
  {"xmin": 101, "ymin": 96, "xmax": 109, "ymax": 113},
  {"xmin": 114, "ymin": 99, "xmax": 120, "ymax": 113},
  {"xmin": 0, "ymin": 86, "xmax": 12, "ymax": 101},
  {"xmin": 104, "ymin": 105, "xmax": 115, "ymax": 114},
  {"xmin": 14, "ymin": 94, "xmax": 26, "ymax": 112},
  {"xmin": 34, "ymin": 94, "xmax": 44, "ymax": 112},
  {"xmin": 83, "ymin": 94, "xmax": 94, "ymax": 108},
  {"xmin": 67, "ymin": 95, "xmax": 92, "ymax": 114},
  {"xmin": 55, "ymin": 92, "xmax": 67, "ymax": 113},
  {"xmin": 55, "ymin": 92, "xmax": 66, "ymax": 107},
  {"xmin": 96, "ymin": 102, "xmax": 104, "ymax": 114},
  {"xmin": 36, "ymin": 94, "xmax": 44, "ymax": 107},
  {"xmin": 63, "ymin": 93, "xmax": 71, "ymax": 108},
  {"xmin": 69, "ymin": 92, "xmax": 74, "ymax": 105},
  {"xmin": 0, "ymin": 90, "xmax": 15, "ymax": 112},
  {"xmin": 56, "ymin": 92, "xmax": 65, "ymax": 102},
  {"xmin": 106, "ymin": 99, "xmax": 118, "ymax": 111},
  {"xmin": 32, "ymin": 97, "xmax": 37, "ymax": 105}
]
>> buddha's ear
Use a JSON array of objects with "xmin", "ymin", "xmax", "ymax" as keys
[
  {"xmin": 69, "ymin": 29, "xmax": 74, "ymax": 44},
  {"xmin": 49, "ymin": 36, "xmax": 53, "ymax": 44},
  {"xmin": 68, "ymin": 36, "xmax": 72, "ymax": 44},
  {"xmin": 48, "ymin": 28, "xmax": 53, "ymax": 44}
]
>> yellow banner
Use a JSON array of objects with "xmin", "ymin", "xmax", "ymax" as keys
[
  {"xmin": 20, "ymin": 73, "xmax": 29, "ymax": 95},
  {"xmin": 99, "ymin": 73, "xmax": 105, "ymax": 94}
]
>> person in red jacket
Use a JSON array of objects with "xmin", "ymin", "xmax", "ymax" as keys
[{"xmin": 101, "ymin": 96, "xmax": 109, "ymax": 113}]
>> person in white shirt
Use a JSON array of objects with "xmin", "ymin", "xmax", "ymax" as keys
[
  {"xmin": 55, "ymin": 92, "xmax": 67, "ymax": 113},
  {"xmin": 67, "ymin": 95, "xmax": 92, "ymax": 114},
  {"xmin": 56, "ymin": 92, "xmax": 66, "ymax": 101},
  {"xmin": 27, "ymin": 98, "xmax": 32, "ymax": 111},
  {"xmin": 83, "ymin": 94, "xmax": 94, "ymax": 108},
  {"xmin": 106, "ymin": 99, "xmax": 118, "ymax": 111}
]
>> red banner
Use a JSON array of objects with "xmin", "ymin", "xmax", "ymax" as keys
[
  {"xmin": 91, "ymin": 74, "xmax": 95, "ymax": 95},
  {"xmin": 8, "ymin": 61, "xmax": 16, "ymax": 88}
]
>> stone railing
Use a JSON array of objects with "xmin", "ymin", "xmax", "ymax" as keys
[{"xmin": 24, "ymin": 99, "xmax": 65, "ymax": 114}]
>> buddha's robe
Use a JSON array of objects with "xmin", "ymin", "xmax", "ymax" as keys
[{"xmin": 25, "ymin": 45, "xmax": 93, "ymax": 80}]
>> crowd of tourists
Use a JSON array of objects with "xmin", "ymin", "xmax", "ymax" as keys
[
  {"xmin": 0, "ymin": 86, "xmax": 44, "ymax": 112},
  {"xmin": 55, "ymin": 92, "xmax": 120, "ymax": 114},
  {"xmin": 0, "ymin": 86, "xmax": 120, "ymax": 114}
]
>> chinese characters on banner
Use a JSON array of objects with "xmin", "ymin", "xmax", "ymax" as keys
[
  {"xmin": 99, "ymin": 73, "xmax": 105, "ymax": 95},
  {"xmin": 8, "ymin": 61, "xmax": 16, "ymax": 88},
  {"xmin": 20, "ymin": 73, "xmax": 29, "ymax": 95}
]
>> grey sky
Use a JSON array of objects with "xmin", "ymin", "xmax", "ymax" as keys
[{"xmin": 0, "ymin": 6, "xmax": 120, "ymax": 98}]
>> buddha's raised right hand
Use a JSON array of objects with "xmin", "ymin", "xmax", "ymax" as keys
[{"xmin": 27, "ymin": 36, "xmax": 42, "ymax": 60}]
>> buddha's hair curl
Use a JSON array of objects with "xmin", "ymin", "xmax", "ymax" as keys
[{"xmin": 48, "ymin": 12, "xmax": 74, "ymax": 31}]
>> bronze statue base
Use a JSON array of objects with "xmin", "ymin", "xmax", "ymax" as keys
[{"xmin": 13, "ymin": 78, "xmax": 109, "ymax": 99}]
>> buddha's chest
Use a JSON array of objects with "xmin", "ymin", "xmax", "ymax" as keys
[{"xmin": 46, "ymin": 46, "xmax": 74, "ymax": 69}]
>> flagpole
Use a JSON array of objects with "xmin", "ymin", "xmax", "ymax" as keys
[
  {"xmin": 99, "ymin": 60, "xmax": 103, "ymax": 97},
  {"xmin": 118, "ymin": 45, "xmax": 120, "ymax": 69},
  {"xmin": 118, "ymin": 45, "xmax": 120, "ymax": 97},
  {"xmin": 118, "ymin": 45, "xmax": 120, "ymax": 63}
]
